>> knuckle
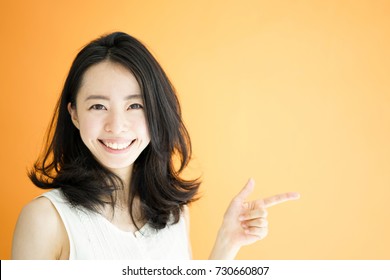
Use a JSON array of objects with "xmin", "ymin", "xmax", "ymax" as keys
[{"xmin": 260, "ymin": 218, "xmax": 268, "ymax": 227}]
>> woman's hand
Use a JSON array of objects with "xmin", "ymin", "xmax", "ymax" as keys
[{"xmin": 209, "ymin": 178, "xmax": 300, "ymax": 259}]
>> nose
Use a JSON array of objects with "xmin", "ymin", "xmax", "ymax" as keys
[{"xmin": 104, "ymin": 110, "xmax": 129, "ymax": 134}]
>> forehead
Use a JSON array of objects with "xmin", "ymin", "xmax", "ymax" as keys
[{"xmin": 77, "ymin": 60, "xmax": 141, "ymax": 100}]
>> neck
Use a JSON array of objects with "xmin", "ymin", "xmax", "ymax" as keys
[{"xmin": 109, "ymin": 165, "xmax": 134, "ymax": 207}]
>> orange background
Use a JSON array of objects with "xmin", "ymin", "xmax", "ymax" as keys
[{"xmin": 0, "ymin": 0, "xmax": 389, "ymax": 259}]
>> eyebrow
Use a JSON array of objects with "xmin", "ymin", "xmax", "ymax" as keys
[{"xmin": 84, "ymin": 94, "xmax": 142, "ymax": 101}]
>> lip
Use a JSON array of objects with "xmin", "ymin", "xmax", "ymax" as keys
[{"xmin": 98, "ymin": 139, "xmax": 136, "ymax": 154}]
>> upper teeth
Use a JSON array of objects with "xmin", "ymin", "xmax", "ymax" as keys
[{"xmin": 103, "ymin": 141, "xmax": 132, "ymax": 150}]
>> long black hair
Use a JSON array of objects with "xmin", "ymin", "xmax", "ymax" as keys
[{"xmin": 29, "ymin": 32, "xmax": 200, "ymax": 229}]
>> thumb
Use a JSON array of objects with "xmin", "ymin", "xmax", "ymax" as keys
[{"xmin": 234, "ymin": 178, "xmax": 255, "ymax": 201}]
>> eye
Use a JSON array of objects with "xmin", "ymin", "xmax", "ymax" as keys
[
  {"xmin": 128, "ymin": 103, "xmax": 143, "ymax": 110},
  {"xmin": 89, "ymin": 104, "xmax": 106, "ymax": 110}
]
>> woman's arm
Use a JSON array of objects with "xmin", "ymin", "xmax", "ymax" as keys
[
  {"xmin": 182, "ymin": 205, "xmax": 193, "ymax": 259},
  {"xmin": 12, "ymin": 197, "xmax": 69, "ymax": 260},
  {"xmin": 209, "ymin": 179, "xmax": 300, "ymax": 260}
]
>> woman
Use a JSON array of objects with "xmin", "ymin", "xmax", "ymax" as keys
[{"xmin": 12, "ymin": 32, "xmax": 299, "ymax": 259}]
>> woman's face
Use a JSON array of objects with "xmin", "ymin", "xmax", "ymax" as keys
[{"xmin": 68, "ymin": 60, "xmax": 150, "ymax": 176}]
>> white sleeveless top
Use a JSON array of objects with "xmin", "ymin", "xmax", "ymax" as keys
[{"xmin": 41, "ymin": 189, "xmax": 191, "ymax": 260}]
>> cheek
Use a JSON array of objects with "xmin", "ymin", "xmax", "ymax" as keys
[
  {"xmin": 78, "ymin": 116, "xmax": 102, "ymax": 140},
  {"xmin": 136, "ymin": 115, "xmax": 151, "ymax": 141}
]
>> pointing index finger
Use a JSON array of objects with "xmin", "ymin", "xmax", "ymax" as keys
[{"xmin": 263, "ymin": 192, "xmax": 300, "ymax": 208}]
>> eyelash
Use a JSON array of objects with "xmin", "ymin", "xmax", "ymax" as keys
[
  {"xmin": 89, "ymin": 104, "xmax": 144, "ymax": 110},
  {"xmin": 128, "ymin": 103, "xmax": 143, "ymax": 110},
  {"xmin": 90, "ymin": 104, "xmax": 106, "ymax": 110}
]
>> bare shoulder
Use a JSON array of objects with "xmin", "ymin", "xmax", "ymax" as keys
[{"xmin": 12, "ymin": 196, "xmax": 69, "ymax": 260}]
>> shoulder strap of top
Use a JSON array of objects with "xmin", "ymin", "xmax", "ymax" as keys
[{"xmin": 40, "ymin": 189, "xmax": 91, "ymax": 259}]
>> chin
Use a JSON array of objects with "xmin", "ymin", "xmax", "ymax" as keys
[{"xmin": 97, "ymin": 159, "xmax": 135, "ymax": 172}]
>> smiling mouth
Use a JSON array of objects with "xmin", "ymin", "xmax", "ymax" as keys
[{"xmin": 99, "ymin": 139, "xmax": 136, "ymax": 150}]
